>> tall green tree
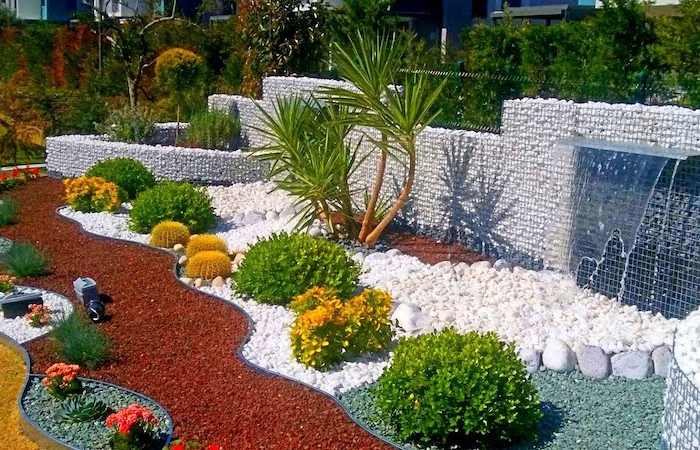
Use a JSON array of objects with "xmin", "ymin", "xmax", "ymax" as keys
[
  {"xmin": 329, "ymin": 0, "xmax": 396, "ymax": 45},
  {"xmin": 655, "ymin": 0, "xmax": 700, "ymax": 106}
]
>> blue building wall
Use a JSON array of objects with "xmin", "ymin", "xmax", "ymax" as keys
[{"xmin": 41, "ymin": 0, "xmax": 88, "ymax": 21}]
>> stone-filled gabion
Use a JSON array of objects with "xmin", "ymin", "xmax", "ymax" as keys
[
  {"xmin": 663, "ymin": 358, "xmax": 700, "ymax": 450},
  {"xmin": 208, "ymin": 83, "xmax": 700, "ymax": 269},
  {"xmin": 46, "ymin": 133, "xmax": 269, "ymax": 185}
]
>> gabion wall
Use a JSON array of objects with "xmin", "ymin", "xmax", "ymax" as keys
[
  {"xmin": 45, "ymin": 131, "xmax": 268, "ymax": 185},
  {"xmin": 663, "ymin": 358, "xmax": 700, "ymax": 450},
  {"xmin": 210, "ymin": 79, "xmax": 700, "ymax": 271}
]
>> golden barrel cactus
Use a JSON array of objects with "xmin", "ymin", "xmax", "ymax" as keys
[
  {"xmin": 150, "ymin": 221, "xmax": 190, "ymax": 248},
  {"xmin": 185, "ymin": 234, "xmax": 228, "ymax": 258},
  {"xmin": 185, "ymin": 251, "xmax": 231, "ymax": 279}
]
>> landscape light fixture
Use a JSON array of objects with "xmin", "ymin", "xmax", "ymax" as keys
[{"xmin": 73, "ymin": 277, "xmax": 105, "ymax": 323}]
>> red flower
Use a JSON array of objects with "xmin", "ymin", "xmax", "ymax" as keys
[
  {"xmin": 10, "ymin": 168, "xmax": 20, "ymax": 178},
  {"xmin": 0, "ymin": 173, "xmax": 7, "ymax": 181},
  {"xmin": 31, "ymin": 168, "xmax": 40, "ymax": 176},
  {"xmin": 206, "ymin": 445, "xmax": 221, "ymax": 450},
  {"xmin": 170, "ymin": 444, "xmax": 186, "ymax": 450}
]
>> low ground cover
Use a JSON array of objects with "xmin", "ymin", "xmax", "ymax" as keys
[{"xmin": 0, "ymin": 341, "xmax": 39, "ymax": 450}]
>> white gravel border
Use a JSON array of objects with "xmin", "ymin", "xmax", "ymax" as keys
[{"xmin": 0, "ymin": 287, "xmax": 74, "ymax": 344}]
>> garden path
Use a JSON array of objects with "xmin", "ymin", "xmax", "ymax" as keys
[{"xmin": 4, "ymin": 177, "xmax": 392, "ymax": 449}]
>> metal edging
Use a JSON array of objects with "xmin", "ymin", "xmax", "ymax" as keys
[
  {"xmin": 56, "ymin": 206, "xmax": 405, "ymax": 450},
  {"xmin": 0, "ymin": 289, "xmax": 174, "ymax": 450}
]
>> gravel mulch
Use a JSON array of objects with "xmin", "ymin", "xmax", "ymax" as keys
[
  {"xmin": 5, "ymin": 178, "xmax": 393, "ymax": 449},
  {"xmin": 22, "ymin": 377, "xmax": 170, "ymax": 450},
  {"xmin": 385, "ymin": 231, "xmax": 491, "ymax": 266},
  {"xmin": 338, "ymin": 371, "xmax": 666, "ymax": 450}
]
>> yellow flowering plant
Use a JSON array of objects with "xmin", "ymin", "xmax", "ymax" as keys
[
  {"xmin": 289, "ymin": 287, "xmax": 393, "ymax": 370},
  {"xmin": 64, "ymin": 176, "xmax": 120, "ymax": 213}
]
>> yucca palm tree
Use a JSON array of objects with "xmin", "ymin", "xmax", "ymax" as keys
[
  {"xmin": 249, "ymin": 96, "xmax": 364, "ymax": 238},
  {"xmin": 319, "ymin": 32, "xmax": 448, "ymax": 246}
]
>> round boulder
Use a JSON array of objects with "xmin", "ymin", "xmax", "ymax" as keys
[
  {"xmin": 576, "ymin": 344, "xmax": 610, "ymax": 380},
  {"xmin": 542, "ymin": 338, "xmax": 576, "ymax": 373}
]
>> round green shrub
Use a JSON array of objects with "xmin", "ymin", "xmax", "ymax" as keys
[
  {"xmin": 374, "ymin": 329, "xmax": 542, "ymax": 447},
  {"xmin": 235, "ymin": 233, "xmax": 360, "ymax": 305},
  {"xmin": 129, "ymin": 182, "xmax": 215, "ymax": 234},
  {"xmin": 86, "ymin": 158, "xmax": 156, "ymax": 202}
]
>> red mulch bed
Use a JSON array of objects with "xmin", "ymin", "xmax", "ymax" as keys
[
  {"xmin": 386, "ymin": 231, "xmax": 491, "ymax": 266},
  {"xmin": 5, "ymin": 178, "xmax": 392, "ymax": 449}
]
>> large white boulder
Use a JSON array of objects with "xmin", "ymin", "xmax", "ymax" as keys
[{"xmin": 542, "ymin": 338, "xmax": 576, "ymax": 372}]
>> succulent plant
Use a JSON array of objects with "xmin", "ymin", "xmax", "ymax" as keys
[
  {"xmin": 185, "ymin": 234, "xmax": 228, "ymax": 258},
  {"xmin": 185, "ymin": 250, "xmax": 231, "ymax": 279},
  {"xmin": 58, "ymin": 393, "xmax": 110, "ymax": 423},
  {"xmin": 150, "ymin": 221, "xmax": 190, "ymax": 248}
]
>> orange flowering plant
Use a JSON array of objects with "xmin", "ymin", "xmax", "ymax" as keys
[
  {"xmin": 289, "ymin": 287, "xmax": 393, "ymax": 370},
  {"xmin": 64, "ymin": 176, "xmax": 120, "ymax": 213},
  {"xmin": 106, "ymin": 404, "xmax": 159, "ymax": 450},
  {"xmin": 25, "ymin": 303, "xmax": 52, "ymax": 327},
  {"xmin": 42, "ymin": 363, "xmax": 82, "ymax": 399},
  {"xmin": 0, "ymin": 274, "xmax": 16, "ymax": 293}
]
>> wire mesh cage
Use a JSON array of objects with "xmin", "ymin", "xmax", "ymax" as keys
[
  {"xmin": 663, "ymin": 357, "xmax": 700, "ymax": 450},
  {"xmin": 548, "ymin": 140, "xmax": 700, "ymax": 319}
]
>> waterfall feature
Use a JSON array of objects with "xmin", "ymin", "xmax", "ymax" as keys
[{"xmin": 548, "ymin": 138, "xmax": 700, "ymax": 319}]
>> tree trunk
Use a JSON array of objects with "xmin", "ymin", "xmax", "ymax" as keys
[
  {"xmin": 365, "ymin": 149, "xmax": 415, "ymax": 247},
  {"xmin": 358, "ymin": 133, "xmax": 388, "ymax": 243},
  {"xmin": 127, "ymin": 77, "xmax": 137, "ymax": 108}
]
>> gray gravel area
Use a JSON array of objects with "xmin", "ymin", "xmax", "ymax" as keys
[
  {"xmin": 22, "ymin": 376, "xmax": 171, "ymax": 450},
  {"xmin": 338, "ymin": 371, "xmax": 666, "ymax": 450}
]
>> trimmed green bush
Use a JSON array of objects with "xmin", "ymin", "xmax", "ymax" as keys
[
  {"xmin": 2, "ymin": 242, "xmax": 49, "ymax": 276},
  {"xmin": 96, "ymin": 106, "xmax": 155, "ymax": 144},
  {"xmin": 86, "ymin": 158, "xmax": 156, "ymax": 201},
  {"xmin": 374, "ymin": 329, "xmax": 542, "ymax": 447},
  {"xmin": 185, "ymin": 110, "xmax": 240, "ymax": 150},
  {"xmin": 235, "ymin": 233, "xmax": 361, "ymax": 305},
  {"xmin": 129, "ymin": 182, "xmax": 215, "ymax": 234},
  {"xmin": 50, "ymin": 311, "xmax": 111, "ymax": 369},
  {"xmin": 0, "ymin": 199, "xmax": 19, "ymax": 226}
]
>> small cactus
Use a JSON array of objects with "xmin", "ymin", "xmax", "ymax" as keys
[
  {"xmin": 185, "ymin": 234, "xmax": 228, "ymax": 258},
  {"xmin": 58, "ymin": 394, "xmax": 109, "ymax": 423},
  {"xmin": 150, "ymin": 221, "xmax": 190, "ymax": 248},
  {"xmin": 186, "ymin": 250, "xmax": 231, "ymax": 279}
]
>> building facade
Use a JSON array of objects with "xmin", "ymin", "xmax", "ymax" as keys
[{"xmin": 1, "ymin": 0, "xmax": 88, "ymax": 21}]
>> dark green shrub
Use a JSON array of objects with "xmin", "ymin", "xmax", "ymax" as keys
[
  {"xmin": 50, "ymin": 311, "xmax": 111, "ymax": 369},
  {"xmin": 374, "ymin": 329, "xmax": 542, "ymax": 447},
  {"xmin": 235, "ymin": 233, "xmax": 361, "ymax": 305},
  {"xmin": 185, "ymin": 110, "xmax": 240, "ymax": 150},
  {"xmin": 96, "ymin": 106, "xmax": 155, "ymax": 144},
  {"xmin": 0, "ymin": 199, "xmax": 19, "ymax": 226},
  {"xmin": 86, "ymin": 158, "xmax": 156, "ymax": 201},
  {"xmin": 2, "ymin": 242, "xmax": 49, "ymax": 276},
  {"xmin": 129, "ymin": 182, "xmax": 215, "ymax": 234}
]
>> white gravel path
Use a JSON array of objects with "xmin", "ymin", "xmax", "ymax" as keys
[
  {"xmin": 0, "ymin": 287, "xmax": 74, "ymax": 344},
  {"xmin": 58, "ymin": 181, "xmax": 690, "ymax": 393}
]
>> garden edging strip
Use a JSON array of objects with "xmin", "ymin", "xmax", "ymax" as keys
[{"xmin": 56, "ymin": 206, "xmax": 403, "ymax": 450}]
